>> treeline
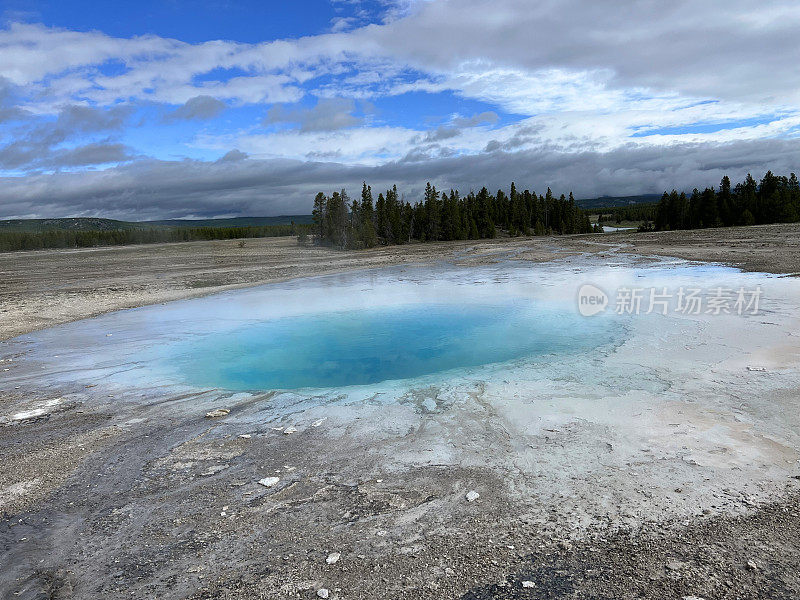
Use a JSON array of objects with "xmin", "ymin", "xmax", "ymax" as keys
[
  {"xmin": 312, "ymin": 182, "xmax": 592, "ymax": 249},
  {"xmin": 596, "ymin": 204, "xmax": 657, "ymax": 224},
  {"xmin": 655, "ymin": 171, "xmax": 800, "ymax": 230},
  {"xmin": 0, "ymin": 223, "xmax": 309, "ymax": 252}
]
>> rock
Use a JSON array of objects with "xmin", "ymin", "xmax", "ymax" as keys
[
  {"xmin": 326, "ymin": 552, "xmax": 341, "ymax": 565},
  {"xmin": 466, "ymin": 490, "xmax": 480, "ymax": 502},
  {"xmin": 283, "ymin": 426, "xmax": 298, "ymax": 434},
  {"xmin": 666, "ymin": 559, "xmax": 686, "ymax": 571},
  {"xmin": 205, "ymin": 408, "xmax": 230, "ymax": 418},
  {"xmin": 747, "ymin": 559, "xmax": 759, "ymax": 571},
  {"xmin": 238, "ymin": 434, "xmax": 251, "ymax": 439},
  {"xmin": 317, "ymin": 589, "xmax": 330, "ymax": 599},
  {"xmin": 200, "ymin": 464, "xmax": 228, "ymax": 476},
  {"xmin": 682, "ymin": 596, "xmax": 707, "ymax": 600},
  {"xmin": 522, "ymin": 580, "xmax": 536, "ymax": 588},
  {"xmin": 258, "ymin": 476, "xmax": 280, "ymax": 488},
  {"xmin": 747, "ymin": 366, "xmax": 766, "ymax": 372}
]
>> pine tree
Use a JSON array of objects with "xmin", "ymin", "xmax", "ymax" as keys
[{"xmin": 360, "ymin": 182, "xmax": 378, "ymax": 247}]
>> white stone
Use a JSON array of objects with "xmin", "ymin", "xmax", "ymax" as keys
[
  {"xmin": 317, "ymin": 588, "xmax": 330, "ymax": 599},
  {"xmin": 205, "ymin": 408, "xmax": 230, "ymax": 418},
  {"xmin": 258, "ymin": 477, "xmax": 280, "ymax": 488},
  {"xmin": 466, "ymin": 490, "xmax": 480, "ymax": 502},
  {"xmin": 326, "ymin": 552, "xmax": 341, "ymax": 565},
  {"xmin": 522, "ymin": 580, "xmax": 536, "ymax": 588}
]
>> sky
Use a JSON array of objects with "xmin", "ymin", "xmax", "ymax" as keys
[{"xmin": 1, "ymin": 0, "xmax": 799, "ymax": 219}]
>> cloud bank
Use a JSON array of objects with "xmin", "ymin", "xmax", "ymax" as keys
[{"xmin": 2, "ymin": 138, "xmax": 798, "ymax": 220}]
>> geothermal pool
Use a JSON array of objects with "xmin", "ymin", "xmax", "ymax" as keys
[
  {"xmin": 163, "ymin": 302, "xmax": 613, "ymax": 390},
  {"xmin": 5, "ymin": 256, "xmax": 798, "ymax": 407},
  {"xmin": 4, "ymin": 260, "xmax": 624, "ymax": 394}
]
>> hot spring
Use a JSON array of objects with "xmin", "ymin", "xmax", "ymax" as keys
[
  {"xmin": 9, "ymin": 262, "xmax": 631, "ymax": 395},
  {"xmin": 9, "ymin": 259, "xmax": 778, "ymax": 398},
  {"xmin": 158, "ymin": 301, "xmax": 612, "ymax": 390}
]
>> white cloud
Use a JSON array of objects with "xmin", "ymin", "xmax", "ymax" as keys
[
  {"xmin": 2, "ymin": 1, "xmax": 800, "ymax": 215},
  {"xmin": 5, "ymin": 1, "xmax": 800, "ymax": 112}
]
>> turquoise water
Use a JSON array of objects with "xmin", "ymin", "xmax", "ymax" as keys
[{"xmin": 163, "ymin": 302, "xmax": 616, "ymax": 391}]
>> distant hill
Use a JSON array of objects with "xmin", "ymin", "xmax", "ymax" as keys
[
  {"xmin": 144, "ymin": 215, "xmax": 313, "ymax": 228},
  {"xmin": 0, "ymin": 215, "xmax": 313, "ymax": 232},
  {"xmin": 576, "ymin": 194, "xmax": 662, "ymax": 209},
  {"xmin": 0, "ymin": 218, "xmax": 134, "ymax": 232}
]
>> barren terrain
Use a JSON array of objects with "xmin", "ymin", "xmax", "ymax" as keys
[
  {"xmin": 1, "ymin": 224, "xmax": 800, "ymax": 600},
  {"xmin": 3, "ymin": 224, "xmax": 800, "ymax": 342}
]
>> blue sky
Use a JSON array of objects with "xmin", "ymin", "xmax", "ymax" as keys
[
  {"xmin": 1, "ymin": 0, "xmax": 799, "ymax": 218},
  {"xmin": 3, "ymin": 0, "xmax": 361, "ymax": 41}
]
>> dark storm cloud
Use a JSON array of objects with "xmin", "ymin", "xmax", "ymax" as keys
[
  {"xmin": 484, "ymin": 124, "xmax": 544, "ymax": 153},
  {"xmin": 423, "ymin": 126, "xmax": 460, "ymax": 142},
  {"xmin": 217, "ymin": 149, "xmax": 248, "ymax": 162},
  {"xmin": 164, "ymin": 95, "xmax": 227, "ymax": 121},
  {"xmin": 54, "ymin": 104, "xmax": 131, "ymax": 132},
  {"xmin": 2, "ymin": 138, "xmax": 798, "ymax": 220},
  {"xmin": 452, "ymin": 112, "xmax": 499, "ymax": 128},
  {"xmin": 0, "ymin": 104, "xmax": 132, "ymax": 170},
  {"xmin": 51, "ymin": 142, "xmax": 134, "ymax": 167},
  {"xmin": 0, "ymin": 77, "xmax": 31, "ymax": 124},
  {"xmin": 264, "ymin": 98, "xmax": 362, "ymax": 132}
]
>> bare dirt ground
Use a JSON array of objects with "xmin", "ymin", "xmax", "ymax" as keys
[
  {"xmin": 597, "ymin": 223, "xmax": 800, "ymax": 275},
  {"xmin": 2, "ymin": 223, "xmax": 799, "ymax": 341},
  {"xmin": 0, "ymin": 236, "xmax": 564, "ymax": 341},
  {"xmin": 1, "ymin": 224, "xmax": 800, "ymax": 599}
]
